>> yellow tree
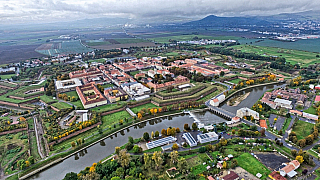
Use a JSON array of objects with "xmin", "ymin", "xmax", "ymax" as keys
[
  {"xmin": 296, "ymin": 155, "xmax": 304, "ymax": 164},
  {"xmin": 167, "ymin": 128, "xmax": 171, "ymax": 136},
  {"xmin": 154, "ymin": 108, "xmax": 157, "ymax": 114},
  {"xmin": 150, "ymin": 109, "xmax": 154, "ymax": 115},
  {"xmin": 137, "ymin": 113, "xmax": 142, "ymax": 119},
  {"xmin": 223, "ymin": 161, "xmax": 227, "ymax": 169}
]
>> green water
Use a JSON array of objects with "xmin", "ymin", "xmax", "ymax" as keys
[{"xmin": 239, "ymin": 38, "xmax": 320, "ymax": 53}]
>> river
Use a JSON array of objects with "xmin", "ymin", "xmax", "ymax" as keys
[{"xmin": 29, "ymin": 83, "xmax": 285, "ymax": 179}]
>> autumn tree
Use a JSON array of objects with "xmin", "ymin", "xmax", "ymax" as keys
[
  {"xmin": 115, "ymin": 146, "xmax": 121, "ymax": 155},
  {"xmin": 296, "ymin": 155, "xmax": 304, "ymax": 164},
  {"xmin": 144, "ymin": 153, "xmax": 151, "ymax": 170},
  {"xmin": 184, "ymin": 124, "xmax": 190, "ymax": 131},
  {"xmin": 223, "ymin": 161, "xmax": 227, "ymax": 169},
  {"xmin": 119, "ymin": 149, "xmax": 130, "ymax": 168},
  {"xmin": 161, "ymin": 129, "xmax": 166, "ymax": 136},
  {"xmin": 169, "ymin": 151, "xmax": 179, "ymax": 165},
  {"xmin": 152, "ymin": 151, "xmax": 163, "ymax": 170},
  {"xmin": 177, "ymin": 157, "xmax": 188, "ymax": 174},
  {"xmin": 172, "ymin": 143, "xmax": 179, "ymax": 150}
]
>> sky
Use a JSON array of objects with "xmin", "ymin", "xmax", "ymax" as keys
[{"xmin": 1, "ymin": 0, "xmax": 320, "ymax": 24}]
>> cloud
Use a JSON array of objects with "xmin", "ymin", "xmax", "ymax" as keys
[{"xmin": 1, "ymin": 0, "xmax": 320, "ymax": 24}]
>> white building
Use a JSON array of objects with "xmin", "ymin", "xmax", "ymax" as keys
[
  {"xmin": 274, "ymin": 98, "xmax": 292, "ymax": 109},
  {"xmin": 210, "ymin": 95, "xmax": 225, "ymax": 107},
  {"xmin": 182, "ymin": 133, "xmax": 197, "ymax": 147},
  {"xmin": 236, "ymin": 107, "xmax": 259, "ymax": 120},
  {"xmin": 280, "ymin": 160, "xmax": 300, "ymax": 178},
  {"xmin": 302, "ymin": 112, "xmax": 318, "ymax": 121},
  {"xmin": 197, "ymin": 132, "xmax": 219, "ymax": 144},
  {"xmin": 55, "ymin": 78, "xmax": 82, "ymax": 91},
  {"xmin": 122, "ymin": 82, "xmax": 150, "ymax": 97}
]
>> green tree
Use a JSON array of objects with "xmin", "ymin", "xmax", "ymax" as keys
[
  {"xmin": 144, "ymin": 153, "xmax": 151, "ymax": 169},
  {"xmin": 192, "ymin": 123, "xmax": 198, "ymax": 131},
  {"xmin": 28, "ymin": 156, "xmax": 35, "ymax": 164},
  {"xmin": 155, "ymin": 131, "xmax": 160, "ymax": 138},
  {"xmin": 63, "ymin": 172, "xmax": 78, "ymax": 180},
  {"xmin": 128, "ymin": 136, "xmax": 134, "ymax": 144},
  {"xmin": 133, "ymin": 145, "xmax": 141, "ymax": 153},
  {"xmin": 143, "ymin": 132, "xmax": 150, "ymax": 141}
]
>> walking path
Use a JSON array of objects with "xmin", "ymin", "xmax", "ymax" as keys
[{"xmin": 33, "ymin": 116, "xmax": 44, "ymax": 159}]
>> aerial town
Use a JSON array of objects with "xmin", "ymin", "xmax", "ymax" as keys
[{"xmin": 2, "ymin": 2, "xmax": 320, "ymax": 180}]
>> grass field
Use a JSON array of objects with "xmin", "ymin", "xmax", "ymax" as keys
[
  {"xmin": 40, "ymin": 95, "xmax": 57, "ymax": 104},
  {"xmin": 304, "ymin": 105, "xmax": 317, "ymax": 115},
  {"xmin": 229, "ymin": 78, "xmax": 242, "ymax": 84},
  {"xmin": 130, "ymin": 103, "xmax": 158, "ymax": 114},
  {"xmin": 51, "ymin": 102, "xmax": 72, "ymax": 110},
  {"xmin": 90, "ymin": 102, "xmax": 126, "ymax": 113},
  {"xmin": 292, "ymin": 120, "xmax": 314, "ymax": 140},
  {"xmin": 236, "ymin": 153, "xmax": 271, "ymax": 180},
  {"xmin": 102, "ymin": 84, "xmax": 115, "ymax": 89},
  {"xmin": 129, "ymin": 70, "xmax": 141, "ymax": 76},
  {"xmin": 234, "ymin": 45, "xmax": 320, "ymax": 67},
  {"xmin": 0, "ymin": 74, "xmax": 15, "ymax": 80},
  {"xmin": 101, "ymin": 111, "xmax": 131, "ymax": 129},
  {"xmin": 63, "ymin": 91, "xmax": 84, "ymax": 109},
  {"xmin": 115, "ymin": 38, "xmax": 150, "ymax": 44},
  {"xmin": 85, "ymin": 41, "xmax": 111, "ymax": 46}
]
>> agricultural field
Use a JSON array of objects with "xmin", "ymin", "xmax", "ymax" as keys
[
  {"xmin": 35, "ymin": 40, "xmax": 93, "ymax": 56},
  {"xmin": 292, "ymin": 120, "xmax": 315, "ymax": 140},
  {"xmin": 234, "ymin": 45, "xmax": 320, "ymax": 67}
]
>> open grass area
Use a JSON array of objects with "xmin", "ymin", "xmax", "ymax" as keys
[
  {"xmin": 234, "ymin": 45, "xmax": 320, "ymax": 67},
  {"xmin": 129, "ymin": 70, "xmax": 141, "ymax": 76},
  {"xmin": 197, "ymin": 84, "xmax": 227, "ymax": 102},
  {"xmin": 229, "ymin": 78, "xmax": 242, "ymax": 84},
  {"xmin": 0, "ymin": 74, "xmax": 15, "ymax": 80},
  {"xmin": 51, "ymin": 102, "xmax": 72, "ymax": 110},
  {"xmin": 40, "ymin": 95, "xmax": 57, "ymax": 104},
  {"xmin": 130, "ymin": 103, "xmax": 158, "ymax": 114},
  {"xmin": 282, "ymin": 117, "xmax": 292, "ymax": 131},
  {"xmin": 236, "ymin": 153, "xmax": 271, "ymax": 180},
  {"xmin": 292, "ymin": 120, "xmax": 315, "ymax": 140},
  {"xmin": 102, "ymin": 83, "xmax": 115, "ymax": 89},
  {"xmin": 101, "ymin": 111, "xmax": 132, "ymax": 129},
  {"xmin": 63, "ymin": 91, "xmax": 84, "ymax": 109},
  {"xmin": 115, "ymin": 38, "xmax": 150, "ymax": 44},
  {"xmin": 90, "ymin": 102, "xmax": 126, "ymax": 113},
  {"xmin": 304, "ymin": 105, "xmax": 317, "ymax": 115}
]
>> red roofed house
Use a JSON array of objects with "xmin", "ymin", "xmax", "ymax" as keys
[
  {"xmin": 259, "ymin": 119, "xmax": 267, "ymax": 129},
  {"xmin": 269, "ymin": 171, "xmax": 287, "ymax": 180},
  {"xmin": 147, "ymin": 75, "xmax": 189, "ymax": 92},
  {"xmin": 315, "ymin": 95, "xmax": 320, "ymax": 103},
  {"xmin": 222, "ymin": 171, "xmax": 239, "ymax": 180},
  {"xmin": 280, "ymin": 160, "xmax": 300, "ymax": 178},
  {"xmin": 76, "ymin": 82, "xmax": 108, "ymax": 109},
  {"xmin": 207, "ymin": 176, "xmax": 214, "ymax": 180}
]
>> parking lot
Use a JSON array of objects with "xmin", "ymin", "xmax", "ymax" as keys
[
  {"xmin": 269, "ymin": 114, "xmax": 286, "ymax": 131},
  {"xmin": 255, "ymin": 152, "xmax": 289, "ymax": 170}
]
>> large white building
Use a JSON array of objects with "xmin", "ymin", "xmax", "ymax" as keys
[
  {"xmin": 182, "ymin": 133, "xmax": 197, "ymax": 147},
  {"xmin": 236, "ymin": 107, "xmax": 259, "ymax": 120},
  {"xmin": 197, "ymin": 132, "xmax": 219, "ymax": 144},
  {"xmin": 121, "ymin": 82, "xmax": 150, "ymax": 97},
  {"xmin": 210, "ymin": 95, "xmax": 225, "ymax": 107},
  {"xmin": 274, "ymin": 98, "xmax": 292, "ymax": 109},
  {"xmin": 55, "ymin": 78, "xmax": 82, "ymax": 92}
]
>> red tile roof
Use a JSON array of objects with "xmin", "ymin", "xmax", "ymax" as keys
[
  {"xmin": 260, "ymin": 119, "xmax": 267, "ymax": 128},
  {"xmin": 269, "ymin": 171, "xmax": 287, "ymax": 180},
  {"xmin": 315, "ymin": 95, "xmax": 320, "ymax": 102}
]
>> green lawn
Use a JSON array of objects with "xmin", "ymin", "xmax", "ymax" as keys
[
  {"xmin": 197, "ymin": 85, "xmax": 227, "ymax": 102},
  {"xmin": 40, "ymin": 95, "xmax": 58, "ymax": 104},
  {"xmin": 236, "ymin": 153, "xmax": 271, "ymax": 180},
  {"xmin": 51, "ymin": 102, "xmax": 72, "ymax": 110},
  {"xmin": 64, "ymin": 91, "xmax": 84, "ymax": 109},
  {"xmin": 0, "ymin": 74, "xmax": 15, "ymax": 80},
  {"xmin": 114, "ymin": 38, "xmax": 150, "ymax": 44},
  {"xmin": 129, "ymin": 70, "xmax": 141, "ymax": 76},
  {"xmin": 229, "ymin": 78, "xmax": 242, "ymax": 84},
  {"xmin": 101, "ymin": 111, "xmax": 131, "ymax": 129},
  {"xmin": 90, "ymin": 102, "xmax": 126, "ymax": 113},
  {"xmin": 282, "ymin": 117, "xmax": 292, "ymax": 131},
  {"xmin": 130, "ymin": 103, "xmax": 158, "ymax": 114},
  {"xmin": 234, "ymin": 45, "xmax": 320, "ymax": 67},
  {"xmin": 102, "ymin": 84, "xmax": 115, "ymax": 89},
  {"xmin": 292, "ymin": 120, "xmax": 315, "ymax": 140},
  {"xmin": 304, "ymin": 105, "xmax": 317, "ymax": 115}
]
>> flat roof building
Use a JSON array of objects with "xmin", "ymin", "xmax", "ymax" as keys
[
  {"xmin": 55, "ymin": 78, "xmax": 82, "ymax": 92},
  {"xmin": 182, "ymin": 133, "xmax": 197, "ymax": 147},
  {"xmin": 197, "ymin": 132, "xmax": 218, "ymax": 144},
  {"xmin": 146, "ymin": 136, "xmax": 177, "ymax": 149}
]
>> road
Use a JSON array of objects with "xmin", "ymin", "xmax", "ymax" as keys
[{"xmin": 33, "ymin": 116, "xmax": 45, "ymax": 159}]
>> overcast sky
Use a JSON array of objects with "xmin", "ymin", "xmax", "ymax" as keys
[{"xmin": 1, "ymin": 0, "xmax": 320, "ymax": 24}]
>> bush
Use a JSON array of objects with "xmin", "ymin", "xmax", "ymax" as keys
[{"xmin": 199, "ymin": 146, "xmax": 206, "ymax": 153}]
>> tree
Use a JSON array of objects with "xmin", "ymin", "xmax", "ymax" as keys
[
  {"xmin": 151, "ymin": 131, "xmax": 154, "ymax": 139},
  {"xmin": 291, "ymin": 150, "xmax": 297, "ymax": 157},
  {"xmin": 177, "ymin": 157, "xmax": 189, "ymax": 174},
  {"xmin": 223, "ymin": 161, "xmax": 227, "ymax": 169},
  {"xmin": 176, "ymin": 127, "xmax": 181, "ymax": 133},
  {"xmin": 63, "ymin": 172, "xmax": 78, "ymax": 180},
  {"xmin": 169, "ymin": 151, "xmax": 179, "ymax": 165},
  {"xmin": 220, "ymin": 71, "xmax": 225, "ymax": 77},
  {"xmin": 172, "ymin": 143, "xmax": 179, "ymax": 150},
  {"xmin": 128, "ymin": 136, "xmax": 134, "ymax": 144},
  {"xmin": 152, "ymin": 151, "xmax": 163, "ymax": 170},
  {"xmin": 155, "ymin": 131, "xmax": 160, "ymax": 138},
  {"xmin": 296, "ymin": 155, "xmax": 304, "ymax": 164},
  {"xmin": 28, "ymin": 156, "xmax": 35, "ymax": 164},
  {"xmin": 232, "ymin": 129, "xmax": 236, "ymax": 135},
  {"xmin": 144, "ymin": 153, "xmax": 152, "ymax": 170},
  {"xmin": 184, "ymin": 124, "xmax": 190, "ymax": 131},
  {"xmin": 260, "ymin": 128, "xmax": 265, "ymax": 136},
  {"xmin": 192, "ymin": 123, "xmax": 198, "ymax": 131},
  {"xmin": 143, "ymin": 132, "xmax": 150, "ymax": 141},
  {"xmin": 137, "ymin": 113, "xmax": 142, "ymax": 119},
  {"xmin": 115, "ymin": 146, "xmax": 121, "ymax": 155},
  {"xmin": 278, "ymin": 130, "xmax": 283, "ymax": 136},
  {"xmin": 25, "ymin": 160, "xmax": 30, "ymax": 167},
  {"xmin": 167, "ymin": 128, "xmax": 171, "ymax": 136},
  {"xmin": 133, "ymin": 145, "xmax": 141, "ymax": 153},
  {"xmin": 161, "ymin": 129, "xmax": 166, "ymax": 136},
  {"xmin": 119, "ymin": 149, "xmax": 130, "ymax": 168}
]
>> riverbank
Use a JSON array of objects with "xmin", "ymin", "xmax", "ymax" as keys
[{"xmin": 227, "ymin": 92, "xmax": 250, "ymax": 106}]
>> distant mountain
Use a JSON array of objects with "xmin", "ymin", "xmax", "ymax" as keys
[
  {"xmin": 258, "ymin": 10, "xmax": 320, "ymax": 22},
  {"xmin": 183, "ymin": 15, "xmax": 271, "ymax": 27}
]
